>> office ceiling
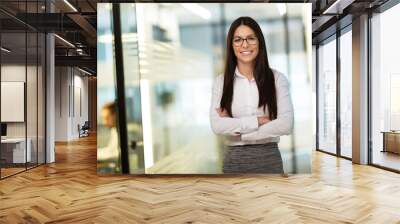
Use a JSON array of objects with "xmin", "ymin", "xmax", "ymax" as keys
[
  {"xmin": 0, "ymin": 0, "xmax": 97, "ymax": 74},
  {"xmin": 0, "ymin": 0, "xmax": 396, "ymax": 74},
  {"xmin": 311, "ymin": 0, "xmax": 391, "ymax": 44}
]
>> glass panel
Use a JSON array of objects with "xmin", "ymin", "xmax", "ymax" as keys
[
  {"xmin": 26, "ymin": 0, "xmax": 40, "ymax": 169},
  {"xmin": 27, "ymin": 30, "xmax": 38, "ymax": 169},
  {"xmin": 97, "ymin": 3, "xmax": 122, "ymax": 173},
  {"xmin": 371, "ymin": 4, "xmax": 400, "ymax": 171},
  {"xmin": 38, "ymin": 32, "xmax": 45, "ymax": 164},
  {"xmin": 0, "ymin": 1, "xmax": 46, "ymax": 177},
  {"xmin": 317, "ymin": 37, "xmax": 337, "ymax": 154},
  {"xmin": 120, "ymin": 4, "xmax": 144, "ymax": 173},
  {"xmin": 287, "ymin": 5, "xmax": 313, "ymax": 173},
  {"xmin": 98, "ymin": 3, "xmax": 312, "ymax": 174},
  {"xmin": 139, "ymin": 3, "xmax": 311, "ymax": 174},
  {"xmin": 339, "ymin": 29, "xmax": 352, "ymax": 158},
  {"xmin": 134, "ymin": 3, "xmax": 223, "ymax": 174},
  {"xmin": 1, "ymin": 30, "xmax": 28, "ymax": 177}
]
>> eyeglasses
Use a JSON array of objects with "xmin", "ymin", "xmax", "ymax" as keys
[{"xmin": 233, "ymin": 36, "xmax": 258, "ymax": 47}]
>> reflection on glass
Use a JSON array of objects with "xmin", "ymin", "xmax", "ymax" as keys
[
  {"xmin": 98, "ymin": 102, "xmax": 120, "ymax": 160},
  {"xmin": 38, "ymin": 33, "xmax": 46, "ymax": 165},
  {"xmin": 371, "ymin": 4, "xmax": 400, "ymax": 171},
  {"xmin": 97, "ymin": 3, "xmax": 122, "ymax": 173},
  {"xmin": 287, "ymin": 8, "xmax": 313, "ymax": 172},
  {"xmin": 318, "ymin": 37, "xmax": 337, "ymax": 154},
  {"xmin": 120, "ymin": 4, "xmax": 145, "ymax": 173},
  {"xmin": 98, "ymin": 3, "xmax": 312, "ymax": 174},
  {"xmin": 27, "ymin": 32, "xmax": 38, "ymax": 169},
  {"xmin": 0, "ymin": 1, "xmax": 46, "ymax": 179},
  {"xmin": 340, "ymin": 29, "xmax": 352, "ymax": 158}
]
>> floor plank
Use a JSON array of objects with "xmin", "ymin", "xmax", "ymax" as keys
[{"xmin": 0, "ymin": 135, "xmax": 400, "ymax": 223}]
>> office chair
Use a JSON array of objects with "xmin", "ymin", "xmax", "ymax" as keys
[{"xmin": 79, "ymin": 121, "xmax": 90, "ymax": 138}]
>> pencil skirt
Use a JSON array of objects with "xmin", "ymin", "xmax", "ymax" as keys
[{"xmin": 222, "ymin": 142, "xmax": 284, "ymax": 174}]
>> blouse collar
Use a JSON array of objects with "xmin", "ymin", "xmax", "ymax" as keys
[{"xmin": 235, "ymin": 66, "xmax": 255, "ymax": 82}]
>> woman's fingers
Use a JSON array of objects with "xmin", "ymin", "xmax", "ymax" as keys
[
  {"xmin": 216, "ymin": 108, "xmax": 229, "ymax": 117},
  {"xmin": 258, "ymin": 116, "xmax": 270, "ymax": 125}
]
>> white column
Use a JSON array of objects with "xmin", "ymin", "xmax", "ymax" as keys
[{"xmin": 45, "ymin": 1, "xmax": 56, "ymax": 163}]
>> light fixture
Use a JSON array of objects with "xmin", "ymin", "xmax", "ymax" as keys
[
  {"xmin": 104, "ymin": 3, "xmax": 112, "ymax": 11},
  {"xmin": 322, "ymin": 0, "xmax": 354, "ymax": 15},
  {"xmin": 1, "ymin": 47, "xmax": 11, "ymax": 53},
  {"xmin": 54, "ymin": 34, "xmax": 75, "ymax": 48},
  {"xmin": 181, "ymin": 3, "xmax": 211, "ymax": 20},
  {"xmin": 78, "ymin": 67, "xmax": 92, "ymax": 76},
  {"xmin": 277, "ymin": 3, "xmax": 287, "ymax": 16},
  {"xmin": 63, "ymin": 0, "xmax": 78, "ymax": 12}
]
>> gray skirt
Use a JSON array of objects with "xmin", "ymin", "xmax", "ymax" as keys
[{"xmin": 222, "ymin": 142, "xmax": 284, "ymax": 174}]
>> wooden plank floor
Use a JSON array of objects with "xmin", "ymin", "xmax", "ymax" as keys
[{"xmin": 1, "ymin": 135, "xmax": 400, "ymax": 224}]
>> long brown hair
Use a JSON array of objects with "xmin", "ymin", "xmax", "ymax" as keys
[{"xmin": 220, "ymin": 17, "xmax": 277, "ymax": 120}]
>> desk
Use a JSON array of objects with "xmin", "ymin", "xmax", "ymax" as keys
[
  {"xmin": 1, "ymin": 138, "xmax": 31, "ymax": 163},
  {"xmin": 381, "ymin": 131, "xmax": 400, "ymax": 154}
]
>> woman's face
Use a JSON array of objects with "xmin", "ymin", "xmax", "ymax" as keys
[
  {"xmin": 101, "ymin": 108, "xmax": 116, "ymax": 128},
  {"xmin": 232, "ymin": 25, "xmax": 259, "ymax": 65}
]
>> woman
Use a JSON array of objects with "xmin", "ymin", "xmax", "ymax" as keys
[
  {"xmin": 210, "ymin": 17, "xmax": 294, "ymax": 174},
  {"xmin": 98, "ymin": 101, "xmax": 120, "ymax": 162}
]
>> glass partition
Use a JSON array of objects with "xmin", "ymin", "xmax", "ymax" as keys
[
  {"xmin": 371, "ymin": 3, "xmax": 400, "ymax": 171},
  {"xmin": 98, "ymin": 3, "xmax": 312, "ymax": 174},
  {"xmin": 97, "ymin": 3, "xmax": 122, "ymax": 173},
  {"xmin": 120, "ymin": 4, "xmax": 144, "ymax": 173},
  {"xmin": 38, "ymin": 32, "xmax": 46, "ymax": 165},
  {"xmin": 317, "ymin": 36, "xmax": 337, "ymax": 155},
  {"xmin": 0, "ymin": 1, "xmax": 46, "ymax": 179},
  {"xmin": 287, "ymin": 5, "xmax": 313, "ymax": 172},
  {"xmin": 1, "ymin": 30, "xmax": 28, "ymax": 177},
  {"xmin": 339, "ymin": 28, "xmax": 352, "ymax": 158},
  {"xmin": 27, "ymin": 31, "xmax": 38, "ymax": 169}
]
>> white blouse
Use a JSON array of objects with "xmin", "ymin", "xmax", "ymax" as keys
[{"xmin": 210, "ymin": 67, "xmax": 294, "ymax": 146}]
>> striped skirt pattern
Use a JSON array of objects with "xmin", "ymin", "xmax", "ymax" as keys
[{"xmin": 222, "ymin": 142, "xmax": 284, "ymax": 174}]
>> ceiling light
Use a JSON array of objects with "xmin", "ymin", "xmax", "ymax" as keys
[
  {"xmin": 63, "ymin": 0, "xmax": 78, "ymax": 12},
  {"xmin": 322, "ymin": 0, "xmax": 353, "ymax": 15},
  {"xmin": 78, "ymin": 67, "xmax": 93, "ymax": 76},
  {"xmin": 1, "ymin": 47, "xmax": 11, "ymax": 53},
  {"xmin": 54, "ymin": 34, "xmax": 75, "ymax": 48},
  {"xmin": 277, "ymin": 4, "xmax": 287, "ymax": 16},
  {"xmin": 181, "ymin": 4, "xmax": 211, "ymax": 20},
  {"xmin": 104, "ymin": 3, "xmax": 112, "ymax": 11}
]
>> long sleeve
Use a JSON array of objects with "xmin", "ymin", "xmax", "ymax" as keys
[
  {"xmin": 209, "ymin": 75, "xmax": 259, "ymax": 136},
  {"xmin": 241, "ymin": 72, "xmax": 294, "ymax": 141}
]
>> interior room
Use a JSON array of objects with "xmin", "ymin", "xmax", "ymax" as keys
[{"xmin": 0, "ymin": 0, "xmax": 399, "ymax": 223}]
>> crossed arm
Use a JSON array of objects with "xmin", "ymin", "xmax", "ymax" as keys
[{"xmin": 209, "ymin": 73, "xmax": 294, "ymax": 140}]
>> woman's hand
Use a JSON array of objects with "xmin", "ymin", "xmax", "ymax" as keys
[
  {"xmin": 216, "ymin": 108, "xmax": 229, "ymax": 117},
  {"xmin": 257, "ymin": 116, "xmax": 270, "ymax": 126}
]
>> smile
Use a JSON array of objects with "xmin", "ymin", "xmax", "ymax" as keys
[{"xmin": 240, "ymin": 50, "xmax": 253, "ymax": 55}]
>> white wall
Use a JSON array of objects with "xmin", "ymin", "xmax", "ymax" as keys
[
  {"xmin": 1, "ymin": 65, "xmax": 33, "ymax": 138},
  {"xmin": 54, "ymin": 67, "xmax": 89, "ymax": 141},
  {"xmin": 1, "ymin": 63, "xmax": 46, "ymax": 164}
]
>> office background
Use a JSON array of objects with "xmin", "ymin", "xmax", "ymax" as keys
[
  {"xmin": 314, "ymin": 2, "xmax": 400, "ymax": 172},
  {"xmin": 97, "ymin": 3, "xmax": 313, "ymax": 174}
]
